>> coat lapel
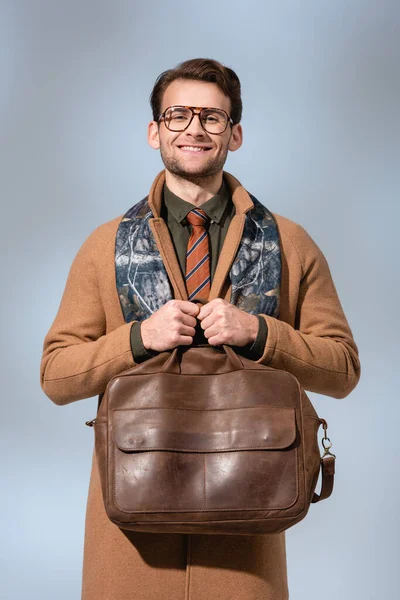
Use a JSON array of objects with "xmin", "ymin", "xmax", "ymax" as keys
[
  {"xmin": 209, "ymin": 214, "xmax": 246, "ymax": 300},
  {"xmin": 149, "ymin": 218, "xmax": 188, "ymax": 301}
]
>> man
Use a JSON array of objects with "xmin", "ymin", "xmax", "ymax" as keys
[{"xmin": 40, "ymin": 58, "xmax": 361, "ymax": 600}]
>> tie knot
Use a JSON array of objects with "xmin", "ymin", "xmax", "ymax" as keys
[{"xmin": 186, "ymin": 209, "xmax": 209, "ymax": 228}]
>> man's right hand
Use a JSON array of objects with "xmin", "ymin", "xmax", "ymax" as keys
[{"xmin": 140, "ymin": 300, "xmax": 200, "ymax": 352}]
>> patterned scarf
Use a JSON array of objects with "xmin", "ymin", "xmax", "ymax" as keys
[{"xmin": 115, "ymin": 194, "xmax": 281, "ymax": 323}]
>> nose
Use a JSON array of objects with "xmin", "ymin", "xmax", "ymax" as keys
[{"xmin": 185, "ymin": 112, "xmax": 206, "ymax": 136}]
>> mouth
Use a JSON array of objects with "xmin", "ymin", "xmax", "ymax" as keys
[{"xmin": 177, "ymin": 145, "xmax": 213, "ymax": 153}]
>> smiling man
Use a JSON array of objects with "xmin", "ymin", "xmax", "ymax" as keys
[
  {"xmin": 40, "ymin": 58, "xmax": 361, "ymax": 600},
  {"xmin": 137, "ymin": 71, "xmax": 264, "ymax": 356}
]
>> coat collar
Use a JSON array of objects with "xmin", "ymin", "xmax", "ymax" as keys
[{"xmin": 148, "ymin": 170, "xmax": 254, "ymax": 301}]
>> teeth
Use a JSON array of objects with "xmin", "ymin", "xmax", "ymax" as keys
[{"xmin": 180, "ymin": 146, "xmax": 208, "ymax": 152}]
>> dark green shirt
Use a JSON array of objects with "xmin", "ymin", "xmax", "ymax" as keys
[{"xmin": 130, "ymin": 180, "xmax": 267, "ymax": 362}]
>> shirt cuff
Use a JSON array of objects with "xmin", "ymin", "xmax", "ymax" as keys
[
  {"xmin": 130, "ymin": 322, "xmax": 157, "ymax": 363},
  {"xmin": 234, "ymin": 315, "xmax": 268, "ymax": 361}
]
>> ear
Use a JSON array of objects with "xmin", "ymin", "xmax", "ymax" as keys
[
  {"xmin": 228, "ymin": 123, "xmax": 243, "ymax": 152},
  {"xmin": 148, "ymin": 121, "xmax": 160, "ymax": 150}
]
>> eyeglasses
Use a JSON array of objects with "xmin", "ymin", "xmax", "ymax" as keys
[{"xmin": 158, "ymin": 105, "xmax": 234, "ymax": 135}]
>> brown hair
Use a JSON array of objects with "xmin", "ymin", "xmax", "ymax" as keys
[{"xmin": 150, "ymin": 58, "xmax": 242, "ymax": 125}]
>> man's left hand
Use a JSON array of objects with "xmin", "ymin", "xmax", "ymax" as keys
[{"xmin": 197, "ymin": 298, "xmax": 259, "ymax": 347}]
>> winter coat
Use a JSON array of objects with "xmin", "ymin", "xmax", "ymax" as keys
[{"xmin": 40, "ymin": 170, "xmax": 361, "ymax": 600}]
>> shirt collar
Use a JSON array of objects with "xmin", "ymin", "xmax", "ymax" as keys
[{"xmin": 163, "ymin": 179, "xmax": 230, "ymax": 225}]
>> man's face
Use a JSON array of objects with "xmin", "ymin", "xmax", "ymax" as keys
[{"xmin": 148, "ymin": 79, "xmax": 242, "ymax": 181}]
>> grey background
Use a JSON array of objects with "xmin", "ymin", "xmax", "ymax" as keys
[{"xmin": 1, "ymin": 1, "xmax": 399, "ymax": 598}]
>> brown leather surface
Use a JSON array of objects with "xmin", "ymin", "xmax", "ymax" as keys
[{"xmin": 93, "ymin": 344, "xmax": 333, "ymax": 535}]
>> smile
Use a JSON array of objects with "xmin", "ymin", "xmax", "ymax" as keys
[{"xmin": 178, "ymin": 145, "xmax": 212, "ymax": 153}]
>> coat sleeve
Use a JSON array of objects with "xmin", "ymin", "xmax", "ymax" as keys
[
  {"xmin": 40, "ymin": 227, "xmax": 136, "ymax": 406},
  {"xmin": 257, "ymin": 225, "xmax": 361, "ymax": 399}
]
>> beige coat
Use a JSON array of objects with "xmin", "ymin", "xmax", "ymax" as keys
[{"xmin": 40, "ymin": 170, "xmax": 361, "ymax": 600}]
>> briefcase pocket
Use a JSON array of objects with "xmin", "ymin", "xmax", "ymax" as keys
[{"xmin": 111, "ymin": 405, "xmax": 299, "ymax": 513}]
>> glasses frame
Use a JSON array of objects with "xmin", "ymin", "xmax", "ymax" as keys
[{"xmin": 158, "ymin": 105, "xmax": 234, "ymax": 135}]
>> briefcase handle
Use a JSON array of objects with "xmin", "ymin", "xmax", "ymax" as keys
[{"xmin": 161, "ymin": 344, "xmax": 244, "ymax": 374}]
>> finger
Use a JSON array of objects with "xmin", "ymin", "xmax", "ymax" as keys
[
  {"xmin": 198, "ymin": 298, "xmax": 227, "ymax": 320},
  {"xmin": 177, "ymin": 301, "xmax": 200, "ymax": 317},
  {"xmin": 178, "ymin": 335, "xmax": 194, "ymax": 346},
  {"xmin": 203, "ymin": 324, "xmax": 220, "ymax": 340},
  {"xmin": 206, "ymin": 333, "xmax": 224, "ymax": 346},
  {"xmin": 200, "ymin": 313, "xmax": 218, "ymax": 331},
  {"xmin": 181, "ymin": 314, "xmax": 198, "ymax": 328},
  {"xmin": 179, "ymin": 324, "xmax": 196, "ymax": 337},
  {"xmin": 198, "ymin": 303, "xmax": 214, "ymax": 320}
]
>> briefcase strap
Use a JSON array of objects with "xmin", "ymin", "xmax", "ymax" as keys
[
  {"xmin": 312, "ymin": 456, "xmax": 335, "ymax": 503},
  {"xmin": 312, "ymin": 419, "xmax": 336, "ymax": 503}
]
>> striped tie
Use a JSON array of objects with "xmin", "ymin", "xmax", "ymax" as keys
[{"xmin": 185, "ymin": 209, "xmax": 211, "ymax": 301}]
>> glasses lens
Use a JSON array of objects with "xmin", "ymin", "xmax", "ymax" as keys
[
  {"xmin": 164, "ymin": 107, "xmax": 192, "ymax": 131},
  {"xmin": 200, "ymin": 109, "xmax": 228, "ymax": 133}
]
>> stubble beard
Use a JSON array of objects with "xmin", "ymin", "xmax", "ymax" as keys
[{"xmin": 159, "ymin": 143, "xmax": 229, "ymax": 186}]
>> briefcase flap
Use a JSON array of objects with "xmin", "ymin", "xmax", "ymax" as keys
[{"xmin": 112, "ymin": 405, "xmax": 297, "ymax": 453}]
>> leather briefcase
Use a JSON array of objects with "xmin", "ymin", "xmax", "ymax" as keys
[{"xmin": 86, "ymin": 344, "xmax": 335, "ymax": 535}]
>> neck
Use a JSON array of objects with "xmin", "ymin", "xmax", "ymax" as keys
[{"xmin": 165, "ymin": 170, "xmax": 223, "ymax": 206}]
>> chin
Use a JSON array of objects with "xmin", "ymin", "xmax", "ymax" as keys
[{"xmin": 165, "ymin": 159, "xmax": 225, "ymax": 180}]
